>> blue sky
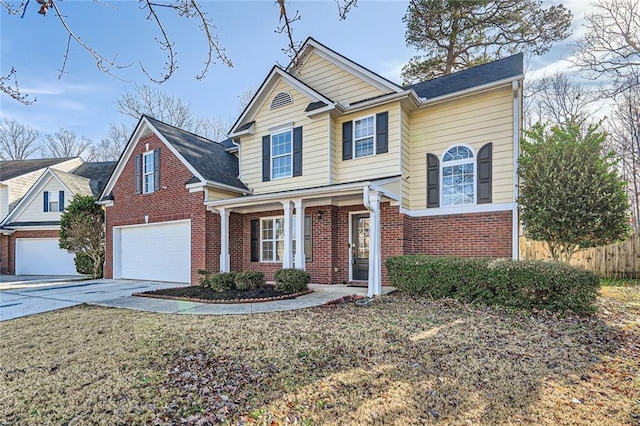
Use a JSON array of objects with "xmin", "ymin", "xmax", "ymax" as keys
[{"xmin": 1, "ymin": 0, "xmax": 593, "ymax": 147}]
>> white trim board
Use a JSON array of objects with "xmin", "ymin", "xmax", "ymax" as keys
[{"xmin": 401, "ymin": 203, "xmax": 515, "ymax": 217}]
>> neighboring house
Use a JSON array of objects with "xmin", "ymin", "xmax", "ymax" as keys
[
  {"xmin": 99, "ymin": 38, "xmax": 523, "ymax": 296},
  {"xmin": 0, "ymin": 161, "xmax": 116, "ymax": 275}
]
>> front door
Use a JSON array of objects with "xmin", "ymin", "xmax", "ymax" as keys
[{"xmin": 351, "ymin": 214, "xmax": 370, "ymax": 281}]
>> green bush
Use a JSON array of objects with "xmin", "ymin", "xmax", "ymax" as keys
[
  {"xmin": 274, "ymin": 268, "xmax": 310, "ymax": 294},
  {"xmin": 197, "ymin": 269, "xmax": 213, "ymax": 286},
  {"xmin": 386, "ymin": 255, "xmax": 600, "ymax": 314},
  {"xmin": 235, "ymin": 271, "xmax": 265, "ymax": 290},
  {"xmin": 74, "ymin": 252, "xmax": 103, "ymax": 277},
  {"xmin": 208, "ymin": 272, "xmax": 237, "ymax": 292}
]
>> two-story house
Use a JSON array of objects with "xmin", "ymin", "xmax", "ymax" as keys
[
  {"xmin": 99, "ymin": 38, "xmax": 523, "ymax": 297},
  {"xmin": 0, "ymin": 160, "xmax": 115, "ymax": 275}
]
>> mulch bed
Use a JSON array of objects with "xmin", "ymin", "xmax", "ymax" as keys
[{"xmin": 133, "ymin": 285, "xmax": 312, "ymax": 304}]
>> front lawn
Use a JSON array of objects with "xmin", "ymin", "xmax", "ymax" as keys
[{"xmin": 1, "ymin": 287, "xmax": 638, "ymax": 425}]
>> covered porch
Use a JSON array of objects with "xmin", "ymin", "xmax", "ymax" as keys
[{"xmin": 204, "ymin": 178, "xmax": 400, "ymax": 297}]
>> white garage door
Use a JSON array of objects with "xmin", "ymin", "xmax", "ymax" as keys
[
  {"xmin": 116, "ymin": 220, "xmax": 191, "ymax": 283},
  {"xmin": 16, "ymin": 238, "xmax": 78, "ymax": 275}
]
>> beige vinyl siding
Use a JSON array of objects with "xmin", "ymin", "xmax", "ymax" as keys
[
  {"xmin": 239, "ymin": 79, "xmax": 330, "ymax": 194},
  {"xmin": 295, "ymin": 51, "xmax": 385, "ymax": 105},
  {"xmin": 400, "ymin": 107, "xmax": 411, "ymax": 209},
  {"xmin": 207, "ymin": 187, "xmax": 241, "ymax": 202},
  {"xmin": 5, "ymin": 158, "xmax": 83, "ymax": 205},
  {"xmin": 333, "ymin": 102, "xmax": 402, "ymax": 184},
  {"xmin": 18, "ymin": 177, "xmax": 69, "ymax": 222},
  {"xmin": 409, "ymin": 86, "xmax": 514, "ymax": 210},
  {"xmin": 0, "ymin": 185, "xmax": 8, "ymax": 221}
]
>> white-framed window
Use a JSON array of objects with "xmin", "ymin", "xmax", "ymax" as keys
[
  {"xmin": 271, "ymin": 129, "xmax": 293, "ymax": 179},
  {"xmin": 441, "ymin": 145, "xmax": 475, "ymax": 206},
  {"xmin": 260, "ymin": 215, "xmax": 312, "ymax": 262},
  {"xmin": 45, "ymin": 191, "xmax": 60, "ymax": 212},
  {"xmin": 143, "ymin": 151, "xmax": 155, "ymax": 194},
  {"xmin": 354, "ymin": 115, "xmax": 375, "ymax": 158}
]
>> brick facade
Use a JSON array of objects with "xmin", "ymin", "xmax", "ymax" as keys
[{"xmin": 104, "ymin": 133, "xmax": 218, "ymax": 285}]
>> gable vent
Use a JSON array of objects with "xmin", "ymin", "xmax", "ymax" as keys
[{"xmin": 270, "ymin": 92, "xmax": 293, "ymax": 109}]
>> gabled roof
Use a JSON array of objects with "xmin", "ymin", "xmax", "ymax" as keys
[
  {"xmin": 99, "ymin": 116, "xmax": 248, "ymax": 202},
  {"xmin": 289, "ymin": 37, "xmax": 404, "ymax": 95},
  {"xmin": 71, "ymin": 161, "xmax": 117, "ymax": 197},
  {"xmin": 0, "ymin": 157, "xmax": 78, "ymax": 181},
  {"xmin": 408, "ymin": 53, "xmax": 524, "ymax": 99},
  {"xmin": 230, "ymin": 66, "xmax": 335, "ymax": 135}
]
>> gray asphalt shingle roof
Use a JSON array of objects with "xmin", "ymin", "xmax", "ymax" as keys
[
  {"xmin": 71, "ymin": 161, "xmax": 117, "ymax": 197},
  {"xmin": 408, "ymin": 53, "xmax": 523, "ymax": 99},
  {"xmin": 145, "ymin": 116, "xmax": 248, "ymax": 192},
  {"xmin": 0, "ymin": 157, "xmax": 77, "ymax": 181}
]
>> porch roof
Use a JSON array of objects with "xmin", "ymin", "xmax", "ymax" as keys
[{"xmin": 204, "ymin": 175, "xmax": 400, "ymax": 211}]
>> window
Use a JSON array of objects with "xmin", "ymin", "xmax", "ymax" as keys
[
  {"xmin": 271, "ymin": 130, "xmax": 293, "ymax": 179},
  {"xmin": 441, "ymin": 146, "xmax": 475, "ymax": 206},
  {"xmin": 260, "ymin": 215, "xmax": 312, "ymax": 262},
  {"xmin": 354, "ymin": 116, "xmax": 375, "ymax": 158},
  {"xmin": 44, "ymin": 190, "xmax": 63, "ymax": 212},
  {"xmin": 143, "ymin": 151, "xmax": 155, "ymax": 194}
]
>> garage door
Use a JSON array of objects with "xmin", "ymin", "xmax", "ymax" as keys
[
  {"xmin": 16, "ymin": 238, "xmax": 78, "ymax": 275},
  {"xmin": 116, "ymin": 220, "xmax": 191, "ymax": 283}
]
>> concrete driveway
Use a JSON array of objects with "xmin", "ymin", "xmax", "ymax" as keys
[{"xmin": 0, "ymin": 279, "xmax": 186, "ymax": 322}]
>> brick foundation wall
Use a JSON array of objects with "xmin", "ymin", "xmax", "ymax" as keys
[{"xmin": 104, "ymin": 132, "xmax": 213, "ymax": 285}]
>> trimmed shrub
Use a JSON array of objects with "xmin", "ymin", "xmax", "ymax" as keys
[
  {"xmin": 386, "ymin": 255, "xmax": 600, "ymax": 314},
  {"xmin": 208, "ymin": 272, "xmax": 237, "ymax": 292},
  {"xmin": 274, "ymin": 268, "xmax": 310, "ymax": 294},
  {"xmin": 74, "ymin": 252, "xmax": 103, "ymax": 277},
  {"xmin": 235, "ymin": 271, "xmax": 265, "ymax": 290},
  {"xmin": 197, "ymin": 269, "xmax": 213, "ymax": 286}
]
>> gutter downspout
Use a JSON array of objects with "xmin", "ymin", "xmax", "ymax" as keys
[
  {"xmin": 363, "ymin": 186, "xmax": 382, "ymax": 297},
  {"xmin": 512, "ymin": 79, "xmax": 521, "ymax": 260}
]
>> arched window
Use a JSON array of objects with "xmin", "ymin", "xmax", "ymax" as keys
[
  {"xmin": 441, "ymin": 145, "xmax": 475, "ymax": 206},
  {"xmin": 270, "ymin": 92, "xmax": 293, "ymax": 109}
]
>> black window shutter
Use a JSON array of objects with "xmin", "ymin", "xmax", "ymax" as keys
[
  {"xmin": 477, "ymin": 142, "xmax": 492, "ymax": 204},
  {"xmin": 59, "ymin": 191, "xmax": 64, "ymax": 211},
  {"xmin": 43, "ymin": 191, "xmax": 49, "ymax": 212},
  {"xmin": 134, "ymin": 154, "xmax": 141, "ymax": 194},
  {"xmin": 293, "ymin": 126, "xmax": 303, "ymax": 177},
  {"xmin": 426, "ymin": 153, "xmax": 439, "ymax": 208},
  {"xmin": 250, "ymin": 219, "xmax": 259, "ymax": 262},
  {"xmin": 154, "ymin": 148, "xmax": 161, "ymax": 191},
  {"xmin": 262, "ymin": 136, "xmax": 270, "ymax": 182},
  {"xmin": 342, "ymin": 121, "xmax": 353, "ymax": 160},
  {"xmin": 376, "ymin": 112, "xmax": 388, "ymax": 154}
]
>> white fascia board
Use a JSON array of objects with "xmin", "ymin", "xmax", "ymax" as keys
[
  {"xmin": 98, "ymin": 117, "xmax": 206, "ymax": 202},
  {"xmin": 0, "ymin": 229, "xmax": 15, "ymax": 235},
  {"xmin": 96, "ymin": 200, "xmax": 114, "ymax": 207},
  {"xmin": 340, "ymin": 91, "xmax": 418, "ymax": 115},
  {"xmin": 417, "ymin": 75, "xmax": 525, "ymax": 109},
  {"xmin": 401, "ymin": 202, "xmax": 515, "ymax": 217},
  {"xmin": 304, "ymin": 40, "xmax": 403, "ymax": 94},
  {"xmin": 228, "ymin": 123, "xmax": 254, "ymax": 138},
  {"xmin": 186, "ymin": 180, "xmax": 250, "ymax": 195}
]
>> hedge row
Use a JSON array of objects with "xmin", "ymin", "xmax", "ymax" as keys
[
  {"xmin": 385, "ymin": 255, "xmax": 600, "ymax": 314},
  {"xmin": 198, "ymin": 269, "xmax": 310, "ymax": 295}
]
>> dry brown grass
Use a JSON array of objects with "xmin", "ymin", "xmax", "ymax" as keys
[{"xmin": 1, "ymin": 288, "xmax": 638, "ymax": 425}]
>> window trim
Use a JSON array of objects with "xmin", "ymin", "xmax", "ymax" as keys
[
  {"xmin": 44, "ymin": 191, "xmax": 60, "ymax": 212},
  {"xmin": 259, "ymin": 214, "xmax": 312, "ymax": 263},
  {"xmin": 270, "ymin": 128, "xmax": 293, "ymax": 180},
  {"xmin": 353, "ymin": 114, "xmax": 376, "ymax": 159},
  {"xmin": 142, "ymin": 151, "xmax": 155, "ymax": 194},
  {"xmin": 440, "ymin": 144, "xmax": 476, "ymax": 207}
]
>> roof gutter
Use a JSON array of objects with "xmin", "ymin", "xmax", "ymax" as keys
[
  {"xmin": 186, "ymin": 180, "xmax": 251, "ymax": 196},
  {"xmin": 341, "ymin": 90, "xmax": 420, "ymax": 115}
]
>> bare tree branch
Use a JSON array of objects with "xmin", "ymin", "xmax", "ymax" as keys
[
  {"xmin": 335, "ymin": 0, "xmax": 357, "ymax": 20},
  {"xmin": 0, "ymin": 67, "xmax": 34, "ymax": 105},
  {"xmin": 43, "ymin": 129, "xmax": 93, "ymax": 158},
  {"xmin": 275, "ymin": 0, "xmax": 303, "ymax": 68},
  {"xmin": 0, "ymin": 118, "xmax": 41, "ymax": 160}
]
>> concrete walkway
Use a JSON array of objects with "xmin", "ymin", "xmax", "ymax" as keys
[{"xmin": 0, "ymin": 279, "xmax": 395, "ymax": 321}]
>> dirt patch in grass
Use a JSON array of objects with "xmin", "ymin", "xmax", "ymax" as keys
[
  {"xmin": 133, "ymin": 285, "xmax": 311, "ymax": 304},
  {"xmin": 1, "ymin": 287, "xmax": 638, "ymax": 425}
]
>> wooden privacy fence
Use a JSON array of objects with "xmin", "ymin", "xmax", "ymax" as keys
[{"xmin": 519, "ymin": 233, "xmax": 640, "ymax": 278}]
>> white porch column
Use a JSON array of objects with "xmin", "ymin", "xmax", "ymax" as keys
[
  {"xmin": 282, "ymin": 201, "xmax": 294, "ymax": 269},
  {"xmin": 219, "ymin": 207, "xmax": 230, "ymax": 272},
  {"xmin": 364, "ymin": 188, "xmax": 382, "ymax": 298},
  {"xmin": 294, "ymin": 199, "xmax": 305, "ymax": 270}
]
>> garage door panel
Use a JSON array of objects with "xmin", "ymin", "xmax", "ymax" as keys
[
  {"xmin": 16, "ymin": 238, "xmax": 78, "ymax": 275},
  {"xmin": 117, "ymin": 221, "xmax": 191, "ymax": 283}
]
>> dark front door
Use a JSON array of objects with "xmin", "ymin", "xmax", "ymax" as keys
[{"xmin": 352, "ymin": 214, "xmax": 370, "ymax": 281}]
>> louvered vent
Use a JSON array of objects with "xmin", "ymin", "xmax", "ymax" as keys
[{"xmin": 270, "ymin": 92, "xmax": 293, "ymax": 109}]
